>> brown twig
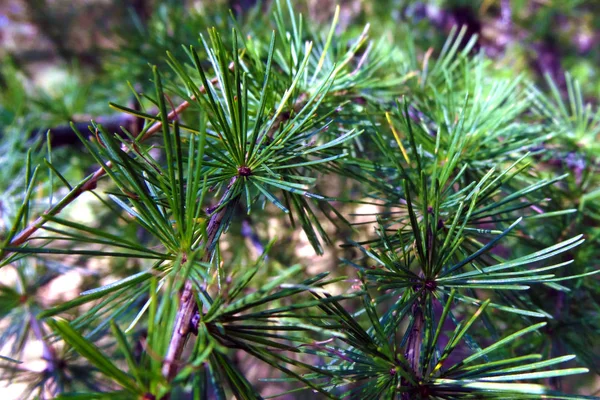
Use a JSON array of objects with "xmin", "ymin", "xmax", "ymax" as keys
[
  {"xmin": 161, "ymin": 181, "xmax": 239, "ymax": 382},
  {"xmin": 401, "ymin": 293, "xmax": 425, "ymax": 400},
  {"xmin": 405, "ymin": 301, "xmax": 424, "ymax": 367}
]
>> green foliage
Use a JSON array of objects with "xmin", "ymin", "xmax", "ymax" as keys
[{"xmin": 1, "ymin": 1, "xmax": 599, "ymax": 399}]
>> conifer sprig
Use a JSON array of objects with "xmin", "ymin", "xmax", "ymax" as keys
[{"xmin": 0, "ymin": 1, "xmax": 598, "ymax": 399}]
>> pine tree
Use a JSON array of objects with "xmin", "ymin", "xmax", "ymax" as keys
[{"xmin": 0, "ymin": 1, "xmax": 599, "ymax": 399}]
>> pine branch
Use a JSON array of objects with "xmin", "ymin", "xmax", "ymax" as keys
[
  {"xmin": 3, "ymin": 2, "xmax": 597, "ymax": 397},
  {"xmin": 1, "ymin": 73, "xmax": 226, "ymax": 262},
  {"xmin": 161, "ymin": 92, "xmax": 310, "ymax": 384}
]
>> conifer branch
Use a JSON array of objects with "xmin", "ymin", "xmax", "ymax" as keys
[
  {"xmin": 161, "ymin": 91, "xmax": 310, "ymax": 384},
  {"xmin": 1, "ymin": 72, "xmax": 227, "ymax": 261},
  {"xmin": 3, "ymin": 2, "xmax": 598, "ymax": 398}
]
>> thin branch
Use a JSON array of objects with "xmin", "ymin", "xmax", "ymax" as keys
[
  {"xmin": 401, "ymin": 298, "xmax": 424, "ymax": 400},
  {"xmin": 2, "ymin": 72, "xmax": 225, "ymax": 261},
  {"xmin": 162, "ymin": 181, "xmax": 239, "ymax": 382}
]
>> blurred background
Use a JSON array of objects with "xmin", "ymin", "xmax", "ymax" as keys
[
  {"xmin": 2, "ymin": 0, "xmax": 600, "ymax": 149},
  {"xmin": 2, "ymin": 0, "xmax": 600, "ymax": 102}
]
